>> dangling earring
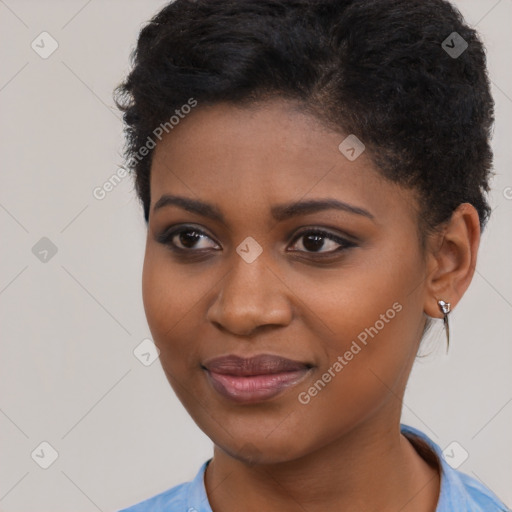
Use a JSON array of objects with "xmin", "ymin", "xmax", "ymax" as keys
[{"xmin": 437, "ymin": 300, "xmax": 451, "ymax": 352}]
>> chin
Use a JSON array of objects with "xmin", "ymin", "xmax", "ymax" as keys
[{"xmin": 210, "ymin": 425, "xmax": 313, "ymax": 467}]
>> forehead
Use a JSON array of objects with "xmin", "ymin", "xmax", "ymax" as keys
[{"xmin": 149, "ymin": 100, "xmax": 417, "ymax": 226}]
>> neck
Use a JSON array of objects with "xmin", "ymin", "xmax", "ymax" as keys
[{"xmin": 204, "ymin": 415, "xmax": 440, "ymax": 512}]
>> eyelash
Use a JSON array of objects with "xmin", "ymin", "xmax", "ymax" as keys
[{"xmin": 156, "ymin": 224, "xmax": 357, "ymax": 258}]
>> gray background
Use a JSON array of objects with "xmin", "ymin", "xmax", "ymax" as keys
[{"xmin": 1, "ymin": 1, "xmax": 511, "ymax": 510}]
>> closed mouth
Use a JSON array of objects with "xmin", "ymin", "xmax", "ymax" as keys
[{"xmin": 202, "ymin": 353, "xmax": 313, "ymax": 403}]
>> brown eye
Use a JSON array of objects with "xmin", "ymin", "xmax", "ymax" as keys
[
  {"xmin": 289, "ymin": 229, "xmax": 355, "ymax": 255},
  {"xmin": 157, "ymin": 225, "xmax": 220, "ymax": 251}
]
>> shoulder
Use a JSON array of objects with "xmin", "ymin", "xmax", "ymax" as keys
[
  {"xmin": 117, "ymin": 460, "xmax": 211, "ymax": 512},
  {"xmin": 400, "ymin": 424, "xmax": 509, "ymax": 512},
  {"xmin": 455, "ymin": 470, "xmax": 510, "ymax": 512},
  {"xmin": 118, "ymin": 482, "xmax": 188, "ymax": 512}
]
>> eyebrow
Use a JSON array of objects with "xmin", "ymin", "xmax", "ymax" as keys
[{"xmin": 152, "ymin": 194, "xmax": 374, "ymax": 223}]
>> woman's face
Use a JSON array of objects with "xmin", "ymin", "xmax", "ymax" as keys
[{"xmin": 142, "ymin": 99, "xmax": 430, "ymax": 463}]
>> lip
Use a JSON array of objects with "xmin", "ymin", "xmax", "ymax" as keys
[{"xmin": 202, "ymin": 354, "xmax": 313, "ymax": 403}]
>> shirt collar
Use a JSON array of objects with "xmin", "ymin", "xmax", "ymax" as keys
[
  {"xmin": 185, "ymin": 424, "xmax": 478, "ymax": 512},
  {"xmin": 186, "ymin": 458, "xmax": 213, "ymax": 512},
  {"xmin": 400, "ymin": 423, "xmax": 471, "ymax": 511}
]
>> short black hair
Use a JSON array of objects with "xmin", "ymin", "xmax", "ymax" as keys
[{"xmin": 114, "ymin": 0, "xmax": 495, "ymax": 233}]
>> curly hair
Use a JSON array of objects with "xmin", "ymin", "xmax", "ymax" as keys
[{"xmin": 114, "ymin": 0, "xmax": 495, "ymax": 234}]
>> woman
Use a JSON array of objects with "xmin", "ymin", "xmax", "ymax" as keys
[{"xmin": 114, "ymin": 0, "xmax": 508, "ymax": 510}]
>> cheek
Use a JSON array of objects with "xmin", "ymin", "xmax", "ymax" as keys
[
  {"xmin": 141, "ymin": 248, "xmax": 198, "ymax": 363},
  {"xmin": 282, "ymin": 249, "xmax": 425, "ymax": 452},
  {"xmin": 301, "ymin": 243, "xmax": 425, "ymax": 406},
  {"xmin": 301, "ymin": 234, "xmax": 424, "ymax": 343}
]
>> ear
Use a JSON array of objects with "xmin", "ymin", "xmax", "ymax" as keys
[{"xmin": 424, "ymin": 203, "xmax": 481, "ymax": 319}]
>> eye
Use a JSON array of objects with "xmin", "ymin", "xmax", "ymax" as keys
[
  {"xmin": 288, "ymin": 228, "xmax": 356, "ymax": 255},
  {"xmin": 156, "ymin": 225, "xmax": 356, "ymax": 257},
  {"xmin": 156, "ymin": 225, "xmax": 220, "ymax": 252}
]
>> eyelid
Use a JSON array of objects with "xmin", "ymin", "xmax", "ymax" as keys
[{"xmin": 289, "ymin": 226, "xmax": 358, "ymax": 243}]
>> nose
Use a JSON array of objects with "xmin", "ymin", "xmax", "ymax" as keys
[{"xmin": 206, "ymin": 253, "xmax": 293, "ymax": 337}]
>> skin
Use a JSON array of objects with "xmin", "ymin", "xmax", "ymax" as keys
[{"xmin": 142, "ymin": 98, "xmax": 480, "ymax": 512}]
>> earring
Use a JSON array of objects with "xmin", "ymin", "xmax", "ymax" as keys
[{"xmin": 437, "ymin": 300, "xmax": 451, "ymax": 352}]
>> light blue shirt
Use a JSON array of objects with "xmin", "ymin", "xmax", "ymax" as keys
[{"xmin": 119, "ymin": 424, "xmax": 509, "ymax": 511}]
